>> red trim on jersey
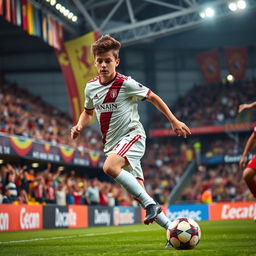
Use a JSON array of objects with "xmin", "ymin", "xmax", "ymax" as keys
[
  {"xmin": 142, "ymin": 89, "xmax": 151, "ymax": 101},
  {"xmin": 117, "ymin": 135, "xmax": 142, "ymax": 157},
  {"xmin": 99, "ymin": 73, "xmax": 118, "ymax": 86},
  {"xmin": 100, "ymin": 76, "xmax": 125, "ymax": 144},
  {"xmin": 136, "ymin": 177, "xmax": 144, "ymax": 182},
  {"xmin": 88, "ymin": 76, "xmax": 99, "ymax": 84}
]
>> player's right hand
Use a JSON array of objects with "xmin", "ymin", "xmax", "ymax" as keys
[{"xmin": 70, "ymin": 124, "xmax": 83, "ymax": 139}]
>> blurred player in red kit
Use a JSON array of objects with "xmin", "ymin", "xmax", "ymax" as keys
[{"xmin": 239, "ymin": 101, "xmax": 256, "ymax": 204}]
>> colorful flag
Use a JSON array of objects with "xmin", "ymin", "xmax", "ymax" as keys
[
  {"xmin": 196, "ymin": 49, "xmax": 221, "ymax": 84},
  {"xmin": 64, "ymin": 32, "xmax": 99, "ymax": 123},
  {"xmin": 56, "ymin": 32, "xmax": 99, "ymax": 123},
  {"xmin": 42, "ymin": 12, "xmax": 48, "ymax": 42},
  {"xmin": 224, "ymin": 47, "xmax": 247, "ymax": 81},
  {"xmin": 11, "ymin": 0, "xmax": 16, "ymax": 24},
  {"xmin": 5, "ymin": 0, "xmax": 11, "ymax": 22},
  {"xmin": 33, "ymin": 7, "xmax": 41, "ymax": 37},
  {"xmin": 27, "ymin": 1, "xmax": 34, "ymax": 35},
  {"xmin": 21, "ymin": 0, "xmax": 27, "ymax": 31},
  {"xmin": 55, "ymin": 46, "xmax": 83, "ymax": 123},
  {"xmin": 16, "ymin": 0, "xmax": 22, "ymax": 26},
  {"xmin": 0, "ymin": 0, "xmax": 3, "ymax": 15},
  {"xmin": 47, "ymin": 15, "xmax": 53, "ymax": 46}
]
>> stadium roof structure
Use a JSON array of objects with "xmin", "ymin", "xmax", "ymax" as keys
[
  {"xmin": 1, "ymin": 0, "xmax": 256, "ymax": 71},
  {"xmin": 28, "ymin": 0, "xmax": 256, "ymax": 46}
]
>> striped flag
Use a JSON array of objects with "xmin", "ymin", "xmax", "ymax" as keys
[
  {"xmin": 16, "ymin": 0, "xmax": 22, "ymax": 26},
  {"xmin": 5, "ymin": 0, "xmax": 11, "ymax": 22},
  {"xmin": 0, "ymin": 0, "xmax": 3, "ymax": 15},
  {"xmin": 21, "ymin": 0, "xmax": 28, "ymax": 31},
  {"xmin": 11, "ymin": 0, "xmax": 16, "ymax": 24},
  {"xmin": 27, "ymin": 1, "xmax": 34, "ymax": 35},
  {"xmin": 42, "ymin": 12, "xmax": 48, "ymax": 42}
]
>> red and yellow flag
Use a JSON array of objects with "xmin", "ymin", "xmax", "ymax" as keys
[
  {"xmin": 21, "ymin": 0, "xmax": 28, "ymax": 31},
  {"xmin": 56, "ymin": 31, "xmax": 99, "ymax": 124},
  {"xmin": 224, "ymin": 47, "xmax": 247, "ymax": 81},
  {"xmin": 196, "ymin": 49, "xmax": 221, "ymax": 84}
]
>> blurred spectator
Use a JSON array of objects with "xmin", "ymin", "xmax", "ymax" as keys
[
  {"xmin": 2, "ymin": 189, "xmax": 13, "ymax": 204},
  {"xmin": 85, "ymin": 178, "xmax": 100, "ymax": 205},
  {"xmin": 56, "ymin": 182, "xmax": 67, "ymax": 206}
]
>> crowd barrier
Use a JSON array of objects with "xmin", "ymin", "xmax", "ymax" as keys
[{"xmin": 0, "ymin": 201, "xmax": 255, "ymax": 232}]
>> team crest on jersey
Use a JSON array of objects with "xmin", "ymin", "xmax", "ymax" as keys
[{"xmin": 110, "ymin": 89, "xmax": 118, "ymax": 99}]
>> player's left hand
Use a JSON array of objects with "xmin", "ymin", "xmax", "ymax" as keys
[{"xmin": 171, "ymin": 120, "xmax": 191, "ymax": 138}]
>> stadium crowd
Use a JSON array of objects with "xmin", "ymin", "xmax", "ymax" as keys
[
  {"xmin": 152, "ymin": 79, "xmax": 256, "ymax": 128},
  {"xmin": 0, "ymin": 76, "xmax": 255, "ymax": 206},
  {"xmin": 0, "ymin": 80, "xmax": 103, "ymax": 152},
  {"xmin": 0, "ymin": 162, "xmax": 139, "ymax": 206}
]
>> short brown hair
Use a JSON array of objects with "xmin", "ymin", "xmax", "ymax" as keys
[{"xmin": 92, "ymin": 34, "xmax": 121, "ymax": 59}]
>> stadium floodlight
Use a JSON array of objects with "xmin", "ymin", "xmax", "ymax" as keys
[
  {"xmin": 199, "ymin": 12, "xmax": 206, "ymax": 19},
  {"xmin": 55, "ymin": 3, "xmax": 61, "ymax": 10},
  {"xmin": 228, "ymin": 2, "xmax": 238, "ymax": 11},
  {"xmin": 32, "ymin": 163, "xmax": 39, "ymax": 168},
  {"xmin": 205, "ymin": 7, "xmax": 215, "ymax": 17},
  {"xmin": 50, "ymin": 0, "xmax": 56, "ymax": 6},
  {"xmin": 68, "ymin": 12, "xmax": 74, "ymax": 19},
  {"xmin": 55, "ymin": 3, "xmax": 62, "ymax": 10},
  {"xmin": 60, "ymin": 6, "xmax": 65, "ymax": 13},
  {"xmin": 200, "ymin": 7, "xmax": 215, "ymax": 19},
  {"xmin": 237, "ymin": 0, "xmax": 246, "ymax": 9},
  {"xmin": 227, "ymin": 74, "xmax": 235, "ymax": 82},
  {"xmin": 72, "ymin": 16, "xmax": 78, "ymax": 22},
  {"xmin": 0, "ymin": 159, "xmax": 3, "ymax": 164},
  {"xmin": 64, "ymin": 9, "xmax": 70, "ymax": 16}
]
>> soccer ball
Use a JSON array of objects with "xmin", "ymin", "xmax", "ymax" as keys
[{"xmin": 166, "ymin": 217, "xmax": 201, "ymax": 250}]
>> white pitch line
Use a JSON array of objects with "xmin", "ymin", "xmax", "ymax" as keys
[{"xmin": 0, "ymin": 228, "xmax": 156, "ymax": 245}]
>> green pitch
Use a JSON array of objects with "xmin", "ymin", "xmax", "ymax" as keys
[{"xmin": 0, "ymin": 220, "xmax": 256, "ymax": 256}]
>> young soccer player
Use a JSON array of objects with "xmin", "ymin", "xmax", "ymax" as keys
[
  {"xmin": 239, "ymin": 102, "xmax": 256, "ymax": 202},
  {"xmin": 70, "ymin": 35, "xmax": 191, "ymax": 238}
]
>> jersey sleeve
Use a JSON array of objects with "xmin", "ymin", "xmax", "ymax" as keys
[
  {"xmin": 84, "ymin": 85, "xmax": 94, "ymax": 110},
  {"xmin": 125, "ymin": 77, "xmax": 151, "ymax": 101}
]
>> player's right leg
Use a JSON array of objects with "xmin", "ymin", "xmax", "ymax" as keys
[
  {"xmin": 243, "ymin": 167, "xmax": 256, "ymax": 198},
  {"xmin": 103, "ymin": 153, "xmax": 160, "ymax": 224}
]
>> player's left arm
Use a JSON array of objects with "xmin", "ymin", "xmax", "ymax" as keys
[{"xmin": 146, "ymin": 91, "xmax": 191, "ymax": 138}]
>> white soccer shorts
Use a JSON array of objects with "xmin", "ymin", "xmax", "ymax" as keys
[{"xmin": 107, "ymin": 130, "xmax": 146, "ymax": 181}]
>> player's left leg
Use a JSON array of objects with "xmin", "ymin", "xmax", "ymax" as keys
[
  {"xmin": 135, "ymin": 178, "xmax": 173, "ymax": 249},
  {"xmin": 136, "ymin": 178, "xmax": 172, "ymax": 230},
  {"xmin": 103, "ymin": 154, "xmax": 161, "ymax": 224}
]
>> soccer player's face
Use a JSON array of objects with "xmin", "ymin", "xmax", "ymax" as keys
[{"xmin": 94, "ymin": 51, "xmax": 120, "ymax": 83}]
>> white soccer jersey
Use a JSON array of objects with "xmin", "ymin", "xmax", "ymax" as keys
[{"xmin": 84, "ymin": 72, "xmax": 150, "ymax": 153}]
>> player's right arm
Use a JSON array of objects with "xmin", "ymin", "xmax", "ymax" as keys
[
  {"xmin": 70, "ymin": 109, "xmax": 94, "ymax": 139},
  {"xmin": 240, "ymin": 131, "xmax": 256, "ymax": 170},
  {"xmin": 238, "ymin": 101, "xmax": 256, "ymax": 113}
]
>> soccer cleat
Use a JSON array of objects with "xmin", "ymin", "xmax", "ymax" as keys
[
  {"xmin": 144, "ymin": 203, "xmax": 162, "ymax": 225},
  {"xmin": 165, "ymin": 240, "xmax": 173, "ymax": 249}
]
